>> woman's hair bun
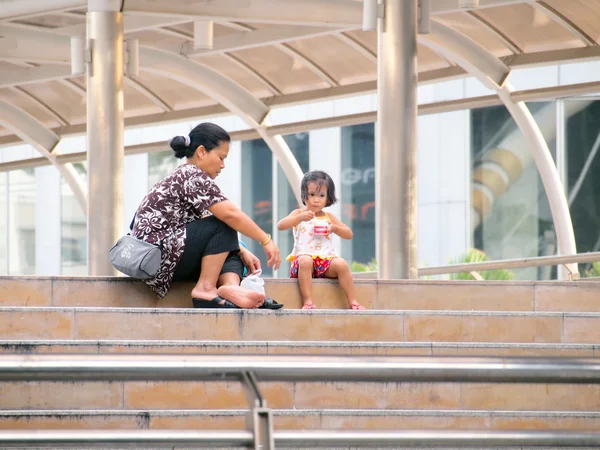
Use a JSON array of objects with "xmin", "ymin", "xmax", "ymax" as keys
[{"xmin": 169, "ymin": 136, "xmax": 189, "ymax": 159}]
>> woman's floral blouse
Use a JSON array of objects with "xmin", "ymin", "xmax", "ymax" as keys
[{"xmin": 131, "ymin": 164, "xmax": 226, "ymax": 298}]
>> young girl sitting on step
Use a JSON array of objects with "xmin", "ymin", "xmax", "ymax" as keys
[{"xmin": 277, "ymin": 170, "xmax": 365, "ymax": 311}]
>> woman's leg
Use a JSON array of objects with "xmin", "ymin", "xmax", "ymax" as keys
[
  {"xmin": 175, "ymin": 216, "xmax": 262, "ymax": 308},
  {"xmin": 297, "ymin": 255, "xmax": 316, "ymax": 309},
  {"xmin": 324, "ymin": 258, "xmax": 365, "ymax": 310},
  {"xmin": 190, "ymin": 252, "xmax": 229, "ymax": 301}
]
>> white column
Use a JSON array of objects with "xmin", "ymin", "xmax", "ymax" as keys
[
  {"xmin": 309, "ymin": 127, "xmax": 342, "ymax": 252},
  {"xmin": 377, "ymin": 0, "xmax": 419, "ymax": 279},
  {"xmin": 35, "ymin": 166, "xmax": 62, "ymax": 275},
  {"xmin": 86, "ymin": 0, "xmax": 124, "ymax": 275}
]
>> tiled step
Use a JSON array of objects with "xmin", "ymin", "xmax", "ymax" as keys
[
  {"xmin": 2, "ymin": 409, "xmax": 600, "ymax": 430},
  {"xmin": 0, "ymin": 340, "xmax": 597, "ymax": 357},
  {"xmin": 0, "ymin": 307, "xmax": 599, "ymax": 343},
  {"xmin": 3, "ymin": 380, "xmax": 600, "ymax": 411},
  {"xmin": 3, "ymin": 276, "xmax": 600, "ymax": 311}
]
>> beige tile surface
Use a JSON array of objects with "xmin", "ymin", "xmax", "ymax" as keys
[
  {"xmin": 535, "ymin": 283, "xmax": 600, "ymax": 312},
  {"xmin": 293, "ymin": 382, "xmax": 461, "ymax": 409},
  {"xmin": 319, "ymin": 414, "xmax": 489, "ymax": 429},
  {"xmin": 265, "ymin": 280, "xmax": 377, "ymax": 309},
  {"xmin": 404, "ymin": 314, "xmax": 562, "ymax": 343},
  {"xmin": 564, "ymin": 316, "xmax": 600, "ymax": 343},
  {"xmin": 0, "ymin": 382, "xmax": 122, "ymax": 409},
  {"xmin": 491, "ymin": 415, "xmax": 600, "ymax": 430},
  {"xmin": 150, "ymin": 414, "xmax": 246, "ymax": 429},
  {"xmin": 377, "ymin": 282, "xmax": 534, "ymax": 311},
  {"xmin": 0, "ymin": 278, "xmax": 52, "ymax": 306},
  {"xmin": 75, "ymin": 311, "xmax": 241, "ymax": 340},
  {"xmin": 240, "ymin": 313, "xmax": 403, "ymax": 341},
  {"xmin": 0, "ymin": 310, "xmax": 74, "ymax": 339},
  {"xmin": 124, "ymin": 381, "xmax": 293, "ymax": 409},
  {"xmin": 0, "ymin": 414, "xmax": 143, "ymax": 429},
  {"xmin": 460, "ymin": 383, "xmax": 600, "ymax": 410}
]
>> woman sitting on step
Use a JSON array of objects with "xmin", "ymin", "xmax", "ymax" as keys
[{"xmin": 131, "ymin": 122, "xmax": 282, "ymax": 309}]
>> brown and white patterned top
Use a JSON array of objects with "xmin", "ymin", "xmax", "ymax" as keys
[{"xmin": 131, "ymin": 164, "xmax": 226, "ymax": 298}]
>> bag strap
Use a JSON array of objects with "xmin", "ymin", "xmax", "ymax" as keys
[{"xmin": 129, "ymin": 213, "xmax": 136, "ymax": 231}]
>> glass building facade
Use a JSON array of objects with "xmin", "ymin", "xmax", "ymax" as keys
[{"xmin": 1, "ymin": 63, "xmax": 599, "ymax": 280}]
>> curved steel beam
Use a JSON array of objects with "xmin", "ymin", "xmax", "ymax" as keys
[
  {"xmin": 420, "ymin": 21, "xmax": 578, "ymax": 277},
  {"xmin": 0, "ymin": 100, "xmax": 87, "ymax": 214},
  {"xmin": 139, "ymin": 46, "xmax": 303, "ymax": 203}
]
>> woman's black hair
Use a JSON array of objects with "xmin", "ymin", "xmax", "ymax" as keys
[
  {"xmin": 169, "ymin": 122, "xmax": 231, "ymax": 159},
  {"xmin": 300, "ymin": 171, "xmax": 337, "ymax": 207}
]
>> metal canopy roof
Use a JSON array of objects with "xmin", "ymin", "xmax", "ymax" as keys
[{"xmin": 1, "ymin": 0, "xmax": 600, "ymax": 148}]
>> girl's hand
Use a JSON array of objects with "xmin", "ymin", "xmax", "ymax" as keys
[
  {"xmin": 262, "ymin": 240, "xmax": 281, "ymax": 270},
  {"xmin": 239, "ymin": 247, "xmax": 261, "ymax": 274},
  {"xmin": 299, "ymin": 209, "xmax": 315, "ymax": 222},
  {"xmin": 325, "ymin": 223, "xmax": 334, "ymax": 236}
]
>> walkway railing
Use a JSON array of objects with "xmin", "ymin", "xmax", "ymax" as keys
[
  {"xmin": 2, "ymin": 354, "xmax": 600, "ymax": 448},
  {"xmin": 352, "ymin": 251, "xmax": 600, "ymax": 280}
]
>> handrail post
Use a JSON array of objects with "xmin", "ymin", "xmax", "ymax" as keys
[
  {"xmin": 565, "ymin": 264, "xmax": 581, "ymax": 280},
  {"xmin": 241, "ymin": 371, "xmax": 274, "ymax": 450}
]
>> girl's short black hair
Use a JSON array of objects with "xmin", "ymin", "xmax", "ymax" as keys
[
  {"xmin": 169, "ymin": 122, "xmax": 231, "ymax": 159},
  {"xmin": 300, "ymin": 171, "xmax": 337, "ymax": 207}
]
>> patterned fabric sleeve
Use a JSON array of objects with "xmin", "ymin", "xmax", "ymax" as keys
[{"xmin": 183, "ymin": 170, "xmax": 227, "ymax": 214}]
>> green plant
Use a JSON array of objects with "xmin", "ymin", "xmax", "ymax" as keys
[
  {"xmin": 351, "ymin": 258, "xmax": 378, "ymax": 272},
  {"xmin": 449, "ymin": 248, "xmax": 514, "ymax": 281},
  {"xmin": 583, "ymin": 261, "xmax": 600, "ymax": 278}
]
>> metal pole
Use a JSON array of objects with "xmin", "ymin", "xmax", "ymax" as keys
[
  {"xmin": 86, "ymin": 0, "xmax": 124, "ymax": 275},
  {"xmin": 2, "ymin": 429, "xmax": 600, "ymax": 448},
  {"xmin": 377, "ymin": 0, "xmax": 419, "ymax": 279},
  {"xmin": 1, "ymin": 354, "xmax": 600, "ymax": 383}
]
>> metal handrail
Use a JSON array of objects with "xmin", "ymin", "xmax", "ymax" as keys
[
  {"xmin": 2, "ymin": 429, "xmax": 600, "ymax": 448},
  {"xmin": 418, "ymin": 251, "xmax": 600, "ymax": 277},
  {"xmin": 2, "ymin": 354, "xmax": 600, "ymax": 383},
  {"xmin": 4, "ymin": 354, "xmax": 600, "ymax": 448},
  {"xmin": 352, "ymin": 251, "xmax": 600, "ymax": 280}
]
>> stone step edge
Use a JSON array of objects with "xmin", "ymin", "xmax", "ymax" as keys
[
  {"xmin": 0, "ymin": 340, "xmax": 597, "ymax": 350},
  {"xmin": 3, "ymin": 409, "xmax": 600, "ymax": 418},
  {"xmin": 2, "ymin": 307, "xmax": 600, "ymax": 317}
]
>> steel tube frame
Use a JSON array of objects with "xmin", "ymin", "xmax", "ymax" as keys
[
  {"xmin": 2, "ymin": 429, "xmax": 600, "ymax": 448},
  {"xmin": 2, "ymin": 354, "xmax": 600, "ymax": 383},
  {"xmin": 0, "ymin": 100, "xmax": 87, "ymax": 213},
  {"xmin": 86, "ymin": 6, "xmax": 124, "ymax": 276},
  {"xmin": 377, "ymin": 0, "xmax": 419, "ymax": 280},
  {"xmin": 420, "ymin": 21, "xmax": 579, "ymax": 279}
]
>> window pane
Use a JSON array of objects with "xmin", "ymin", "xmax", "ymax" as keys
[
  {"xmin": 341, "ymin": 123, "xmax": 375, "ymax": 266},
  {"xmin": 61, "ymin": 163, "xmax": 88, "ymax": 275},
  {"xmin": 148, "ymin": 150, "xmax": 179, "ymax": 189},
  {"xmin": 8, "ymin": 169, "xmax": 36, "ymax": 274},
  {"xmin": 470, "ymin": 102, "xmax": 556, "ymax": 280},
  {"xmin": 565, "ymin": 100, "xmax": 600, "ymax": 277},
  {"xmin": 241, "ymin": 139, "xmax": 273, "ymax": 276},
  {"xmin": 0, "ymin": 173, "xmax": 7, "ymax": 274},
  {"xmin": 276, "ymin": 133, "xmax": 309, "ymax": 276}
]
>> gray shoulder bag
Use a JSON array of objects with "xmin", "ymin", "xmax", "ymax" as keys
[{"xmin": 108, "ymin": 215, "xmax": 162, "ymax": 279}]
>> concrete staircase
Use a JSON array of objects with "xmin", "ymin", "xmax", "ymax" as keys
[{"xmin": 1, "ymin": 276, "xmax": 600, "ymax": 439}]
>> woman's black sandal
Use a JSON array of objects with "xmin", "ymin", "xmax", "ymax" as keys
[
  {"xmin": 193, "ymin": 296, "xmax": 240, "ymax": 309},
  {"xmin": 260, "ymin": 297, "xmax": 284, "ymax": 310}
]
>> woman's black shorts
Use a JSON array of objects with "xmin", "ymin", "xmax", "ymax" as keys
[{"xmin": 172, "ymin": 215, "xmax": 243, "ymax": 282}]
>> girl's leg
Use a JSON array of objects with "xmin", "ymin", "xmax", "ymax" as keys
[
  {"xmin": 297, "ymin": 255, "xmax": 316, "ymax": 309},
  {"xmin": 324, "ymin": 258, "xmax": 365, "ymax": 310}
]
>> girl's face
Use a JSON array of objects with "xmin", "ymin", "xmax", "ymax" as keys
[{"xmin": 306, "ymin": 181, "xmax": 328, "ymax": 213}]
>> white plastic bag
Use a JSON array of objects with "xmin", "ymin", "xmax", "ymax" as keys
[{"xmin": 240, "ymin": 269, "xmax": 265, "ymax": 295}]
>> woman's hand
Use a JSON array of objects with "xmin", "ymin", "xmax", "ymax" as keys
[
  {"xmin": 239, "ymin": 247, "xmax": 261, "ymax": 274},
  {"xmin": 262, "ymin": 240, "xmax": 281, "ymax": 270}
]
